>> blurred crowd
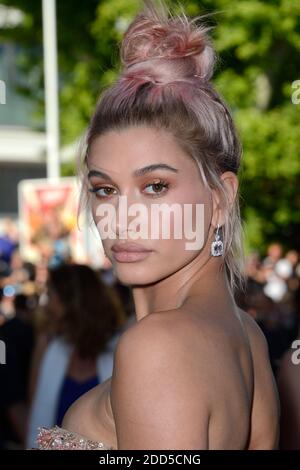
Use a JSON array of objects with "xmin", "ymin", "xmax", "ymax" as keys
[
  {"xmin": 0, "ymin": 218, "xmax": 300, "ymax": 449},
  {"xmin": 236, "ymin": 243, "xmax": 300, "ymax": 374},
  {"xmin": 235, "ymin": 242, "xmax": 300, "ymax": 449},
  {"xmin": 0, "ymin": 218, "xmax": 134, "ymax": 449}
]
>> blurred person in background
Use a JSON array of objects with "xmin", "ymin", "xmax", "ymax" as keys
[
  {"xmin": 236, "ymin": 247, "xmax": 300, "ymax": 375},
  {"xmin": 0, "ymin": 290, "xmax": 35, "ymax": 449},
  {"xmin": 255, "ymin": 293, "xmax": 294, "ymax": 375},
  {"xmin": 99, "ymin": 255, "xmax": 135, "ymax": 324},
  {"xmin": 0, "ymin": 218, "xmax": 19, "ymax": 278},
  {"xmin": 276, "ymin": 252, "xmax": 300, "ymax": 449},
  {"xmin": 284, "ymin": 250, "xmax": 300, "ymax": 317},
  {"xmin": 26, "ymin": 263, "xmax": 128, "ymax": 449},
  {"xmin": 262, "ymin": 242, "xmax": 283, "ymax": 270},
  {"xmin": 243, "ymin": 251, "xmax": 266, "ymax": 290},
  {"xmin": 277, "ymin": 338, "xmax": 300, "ymax": 449}
]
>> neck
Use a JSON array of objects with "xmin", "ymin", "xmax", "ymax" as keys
[{"xmin": 132, "ymin": 250, "xmax": 235, "ymax": 322}]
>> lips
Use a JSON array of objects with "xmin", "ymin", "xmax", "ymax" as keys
[
  {"xmin": 111, "ymin": 242, "xmax": 152, "ymax": 253},
  {"xmin": 111, "ymin": 242, "xmax": 153, "ymax": 263}
]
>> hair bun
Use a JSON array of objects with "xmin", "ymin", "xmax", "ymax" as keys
[{"xmin": 120, "ymin": 0, "xmax": 216, "ymax": 81}]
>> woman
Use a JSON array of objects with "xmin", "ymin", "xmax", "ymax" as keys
[
  {"xmin": 27, "ymin": 263, "xmax": 126, "ymax": 448},
  {"xmin": 37, "ymin": 0, "xmax": 280, "ymax": 450}
]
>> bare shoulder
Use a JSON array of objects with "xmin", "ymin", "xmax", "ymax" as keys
[
  {"xmin": 113, "ymin": 309, "xmax": 219, "ymax": 386},
  {"xmin": 115, "ymin": 308, "xmax": 222, "ymax": 355},
  {"xmin": 237, "ymin": 308, "xmax": 280, "ymax": 449},
  {"xmin": 111, "ymin": 311, "xmax": 212, "ymax": 449}
]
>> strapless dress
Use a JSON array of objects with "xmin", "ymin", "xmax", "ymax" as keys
[{"xmin": 36, "ymin": 425, "xmax": 116, "ymax": 450}]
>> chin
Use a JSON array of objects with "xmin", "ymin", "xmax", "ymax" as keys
[
  {"xmin": 113, "ymin": 266, "xmax": 158, "ymax": 286},
  {"xmin": 113, "ymin": 262, "xmax": 176, "ymax": 287}
]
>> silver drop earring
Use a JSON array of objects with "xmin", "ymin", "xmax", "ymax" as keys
[{"xmin": 211, "ymin": 223, "xmax": 224, "ymax": 257}]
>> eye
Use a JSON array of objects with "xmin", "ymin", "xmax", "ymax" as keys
[
  {"xmin": 88, "ymin": 186, "xmax": 117, "ymax": 198},
  {"xmin": 143, "ymin": 180, "xmax": 170, "ymax": 196}
]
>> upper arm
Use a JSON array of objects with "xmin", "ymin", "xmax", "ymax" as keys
[{"xmin": 110, "ymin": 319, "xmax": 210, "ymax": 450}]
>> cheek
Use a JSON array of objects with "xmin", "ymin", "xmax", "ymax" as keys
[{"xmin": 158, "ymin": 191, "xmax": 212, "ymax": 250}]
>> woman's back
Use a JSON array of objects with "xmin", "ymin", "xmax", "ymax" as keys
[
  {"xmin": 108, "ymin": 301, "xmax": 280, "ymax": 449},
  {"xmin": 177, "ymin": 301, "xmax": 279, "ymax": 449},
  {"xmin": 40, "ymin": 301, "xmax": 279, "ymax": 450}
]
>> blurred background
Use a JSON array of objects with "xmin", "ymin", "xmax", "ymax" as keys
[{"xmin": 0, "ymin": 0, "xmax": 299, "ymax": 450}]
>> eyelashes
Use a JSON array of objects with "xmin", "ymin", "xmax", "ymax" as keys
[
  {"xmin": 88, "ymin": 179, "xmax": 170, "ymax": 199},
  {"xmin": 143, "ymin": 180, "xmax": 170, "ymax": 196},
  {"xmin": 88, "ymin": 186, "xmax": 117, "ymax": 198}
]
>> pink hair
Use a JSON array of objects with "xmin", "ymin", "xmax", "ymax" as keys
[{"xmin": 78, "ymin": 0, "xmax": 246, "ymax": 294}]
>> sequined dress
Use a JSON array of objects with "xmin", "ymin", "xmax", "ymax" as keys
[{"xmin": 36, "ymin": 425, "xmax": 116, "ymax": 450}]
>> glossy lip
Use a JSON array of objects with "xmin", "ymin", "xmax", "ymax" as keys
[{"xmin": 111, "ymin": 242, "xmax": 153, "ymax": 263}]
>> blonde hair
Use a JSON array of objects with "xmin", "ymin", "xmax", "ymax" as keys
[{"xmin": 78, "ymin": 0, "xmax": 246, "ymax": 295}]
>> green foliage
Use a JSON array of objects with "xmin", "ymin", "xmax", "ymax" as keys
[{"xmin": 0, "ymin": 0, "xmax": 299, "ymax": 252}]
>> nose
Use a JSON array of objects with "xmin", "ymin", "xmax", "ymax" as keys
[{"xmin": 113, "ymin": 195, "xmax": 136, "ymax": 239}]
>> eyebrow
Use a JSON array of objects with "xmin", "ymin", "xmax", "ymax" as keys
[{"xmin": 87, "ymin": 164, "xmax": 178, "ymax": 181}]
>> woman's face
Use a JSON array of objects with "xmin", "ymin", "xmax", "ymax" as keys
[{"xmin": 87, "ymin": 126, "xmax": 214, "ymax": 286}]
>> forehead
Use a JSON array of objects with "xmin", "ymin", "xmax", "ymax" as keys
[{"xmin": 87, "ymin": 126, "xmax": 196, "ymax": 173}]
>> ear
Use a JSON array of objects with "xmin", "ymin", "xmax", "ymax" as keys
[{"xmin": 211, "ymin": 171, "xmax": 239, "ymax": 228}]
